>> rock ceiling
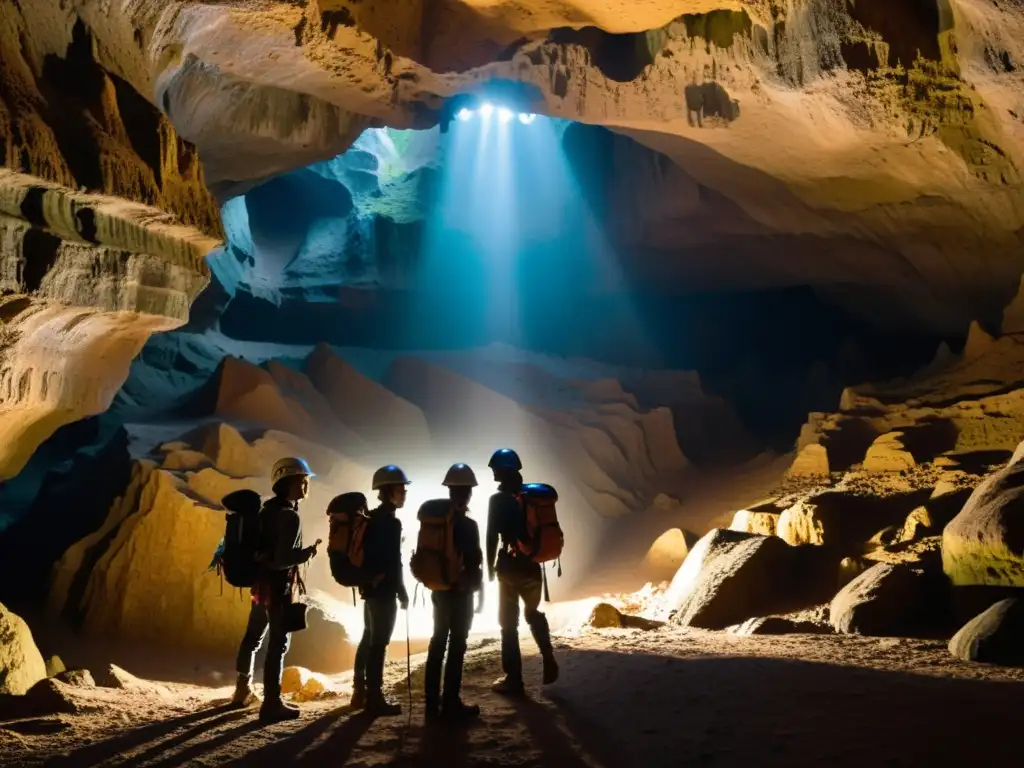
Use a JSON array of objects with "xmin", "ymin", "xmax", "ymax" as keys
[{"xmin": 1, "ymin": 0, "xmax": 1024, "ymax": 332}]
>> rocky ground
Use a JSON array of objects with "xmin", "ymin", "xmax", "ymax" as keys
[{"xmin": 3, "ymin": 625, "xmax": 1024, "ymax": 768}]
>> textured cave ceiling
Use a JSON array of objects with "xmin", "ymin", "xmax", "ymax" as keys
[{"xmin": 2, "ymin": 0, "xmax": 1024, "ymax": 333}]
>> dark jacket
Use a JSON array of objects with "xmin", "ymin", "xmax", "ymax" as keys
[
  {"xmin": 486, "ymin": 483, "xmax": 531, "ymax": 575},
  {"xmin": 361, "ymin": 506, "xmax": 409, "ymax": 603},
  {"xmin": 258, "ymin": 496, "xmax": 309, "ymax": 598},
  {"xmin": 453, "ymin": 512, "xmax": 484, "ymax": 592}
]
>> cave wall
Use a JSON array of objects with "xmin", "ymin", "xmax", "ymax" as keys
[
  {"xmin": 0, "ymin": 170, "xmax": 215, "ymax": 481},
  {"xmin": 0, "ymin": 11, "xmax": 221, "ymax": 238}
]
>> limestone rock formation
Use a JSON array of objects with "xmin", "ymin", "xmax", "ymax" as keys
[
  {"xmin": 0, "ymin": 12, "xmax": 221, "ymax": 237},
  {"xmin": 948, "ymin": 598, "xmax": 1024, "ymax": 665},
  {"xmin": 943, "ymin": 446, "xmax": 1024, "ymax": 588},
  {"xmin": 0, "ymin": 170, "xmax": 216, "ymax": 481},
  {"xmin": 786, "ymin": 443, "xmax": 829, "ymax": 478},
  {"xmin": 829, "ymin": 562, "xmax": 932, "ymax": 637},
  {"xmin": 729, "ymin": 507, "xmax": 780, "ymax": 537},
  {"xmin": 862, "ymin": 432, "xmax": 916, "ymax": 473},
  {"xmin": 641, "ymin": 527, "xmax": 691, "ymax": 581},
  {"xmin": 777, "ymin": 488, "xmax": 930, "ymax": 552},
  {"xmin": 0, "ymin": 602, "xmax": 46, "ymax": 695},
  {"xmin": 662, "ymin": 529, "xmax": 837, "ymax": 629}
]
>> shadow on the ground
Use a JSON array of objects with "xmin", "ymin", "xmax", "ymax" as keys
[
  {"xmin": 48, "ymin": 647, "xmax": 1024, "ymax": 767},
  {"xmin": 543, "ymin": 648, "xmax": 1024, "ymax": 766},
  {"xmin": 47, "ymin": 703, "xmax": 243, "ymax": 767}
]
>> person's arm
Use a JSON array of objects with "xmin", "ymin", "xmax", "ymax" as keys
[
  {"xmin": 486, "ymin": 495, "xmax": 500, "ymax": 580},
  {"xmin": 392, "ymin": 520, "xmax": 409, "ymax": 607},
  {"xmin": 463, "ymin": 519, "xmax": 484, "ymax": 591},
  {"xmin": 269, "ymin": 510, "xmax": 314, "ymax": 570}
]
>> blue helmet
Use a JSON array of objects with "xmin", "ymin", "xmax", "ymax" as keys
[{"xmin": 488, "ymin": 448, "xmax": 522, "ymax": 471}]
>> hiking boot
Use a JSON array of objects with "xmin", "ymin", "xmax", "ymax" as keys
[
  {"xmin": 365, "ymin": 694, "xmax": 402, "ymax": 717},
  {"xmin": 259, "ymin": 699, "xmax": 300, "ymax": 723},
  {"xmin": 349, "ymin": 685, "xmax": 367, "ymax": 710},
  {"xmin": 230, "ymin": 674, "xmax": 260, "ymax": 707},
  {"xmin": 542, "ymin": 653, "xmax": 560, "ymax": 685},
  {"xmin": 491, "ymin": 675, "xmax": 525, "ymax": 696},
  {"xmin": 441, "ymin": 700, "xmax": 480, "ymax": 722}
]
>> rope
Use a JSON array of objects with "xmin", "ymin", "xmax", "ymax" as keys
[{"xmin": 406, "ymin": 609, "xmax": 413, "ymax": 716}]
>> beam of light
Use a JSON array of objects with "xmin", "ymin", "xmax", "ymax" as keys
[
  {"xmin": 402, "ymin": 108, "xmax": 654, "ymax": 615},
  {"xmin": 456, "ymin": 107, "xmax": 474, "ymax": 122},
  {"xmin": 497, "ymin": 107, "xmax": 514, "ymax": 124}
]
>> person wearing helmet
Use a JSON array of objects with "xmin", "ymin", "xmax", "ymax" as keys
[
  {"xmin": 423, "ymin": 463, "xmax": 483, "ymax": 722},
  {"xmin": 233, "ymin": 457, "xmax": 320, "ymax": 722},
  {"xmin": 485, "ymin": 448, "xmax": 558, "ymax": 695},
  {"xmin": 353, "ymin": 464, "xmax": 411, "ymax": 715}
]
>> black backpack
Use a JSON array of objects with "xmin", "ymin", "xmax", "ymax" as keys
[{"xmin": 215, "ymin": 489, "xmax": 264, "ymax": 588}]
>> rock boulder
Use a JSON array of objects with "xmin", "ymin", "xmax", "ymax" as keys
[
  {"xmin": 829, "ymin": 563, "xmax": 932, "ymax": 637},
  {"xmin": 664, "ymin": 529, "xmax": 839, "ymax": 629},
  {"xmin": 0, "ymin": 603, "xmax": 46, "ymax": 695},
  {"xmin": 943, "ymin": 448, "xmax": 1024, "ymax": 587},
  {"xmin": 949, "ymin": 598, "xmax": 1024, "ymax": 664}
]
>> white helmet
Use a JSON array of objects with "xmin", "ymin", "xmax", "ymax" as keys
[
  {"xmin": 272, "ymin": 457, "xmax": 316, "ymax": 486},
  {"xmin": 442, "ymin": 463, "xmax": 478, "ymax": 487}
]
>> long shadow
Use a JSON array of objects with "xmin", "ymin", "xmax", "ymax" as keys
[
  {"xmin": 143, "ymin": 716, "xmax": 268, "ymax": 768},
  {"xmin": 511, "ymin": 695, "xmax": 599, "ymax": 768},
  {"xmin": 48, "ymin": 703, "xmax": 237, "ymax": 767},
  {"xmin": 544, "ymin": 648, "xmax": 1024, "ymax": 767},
  {"xmin": 110, "ymin": 709, "xmax": 251, "ymax": 766},
  {"xmin": 218, "ymin": 706, "xmax": 374, "ymax": 768}
]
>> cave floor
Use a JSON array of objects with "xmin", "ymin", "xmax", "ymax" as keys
[{"xmin": 4, "ymin": 625, "xmax": 1023, "ymax": 767}]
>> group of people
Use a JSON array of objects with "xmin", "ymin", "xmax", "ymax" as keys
[{"xmin": 229, "ymin": 448, "xmax": 561, "ymax": 724}]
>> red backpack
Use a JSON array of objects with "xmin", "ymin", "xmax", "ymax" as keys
[{"xmin": 514, "ymin": 484, "xmax": 564, "ymax": 563}]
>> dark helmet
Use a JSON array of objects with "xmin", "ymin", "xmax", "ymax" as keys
[
  {"xmin": 488, "ymin": 448, "xmax": 522, "ymax": 471},
  {"xmin": 327, "ymin": 491, "xmax": 368, "ymax": 516},
  {"xmin": 372, "ymin": 465, "xmax": 411, "ymax": 490}
]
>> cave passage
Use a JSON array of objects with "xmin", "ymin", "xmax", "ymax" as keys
[{"xmin": 215, "ymin": 114, "xmax": 942, "ymax": 446}]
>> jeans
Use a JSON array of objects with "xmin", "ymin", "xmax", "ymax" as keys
[
  {"xmin": 424, "ymin": 589, "xmax": 475, "ymax": 708},
  {"xmin": 352, "ymin": 595, "xmax": 398, "ymax": 695},
  {"xmin": 235, "ymin": 601, "xmax": 290, "ymax": 702},
  {"xmin": 497, "ymin": 557, "xmax": 552, "ymax": 681}
]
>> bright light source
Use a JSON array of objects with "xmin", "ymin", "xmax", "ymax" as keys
[
  {"xmin": 518, "ymin": 113, "xmax": 537, "ymax": 125},
  {"xmin": 456, "ymin": 108, "xmax": 473, "ymax": 121},
  {"xmin": 498, "ymin": 107, "xmax": 514, "ymax": 123},
  {"xmin": 479, "ymin": 102, "xmax": 494, "ymax": 118}
]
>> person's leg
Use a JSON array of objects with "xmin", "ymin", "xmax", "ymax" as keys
[
  {"xmin": 493, "ymin": 569, "xmax": 524, "ymax": 694},
  {"xmin": 441, "ymin": 590, "xmax": 479, "ymax": 719},
  {"xmin": 521, "ymin": 567, "xmax": 558, "ymax": 685},
  {"xmin": 425, "ymin": 591, "xmax": 452, "ymax": 716},
  {"xmin": 259, "ymin": 600, "xmax": 297, "ymax": 721},
  {"xmin": 351, "ymin": 600, "xmax": 372, "ymax": 707},
  {"xmin": 232, "ymin": 602, "xmax": 268, "ymax": 706},
  {"xmin": 365, "ymin": 596, "xmax": 401, "ymax": 715}
]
